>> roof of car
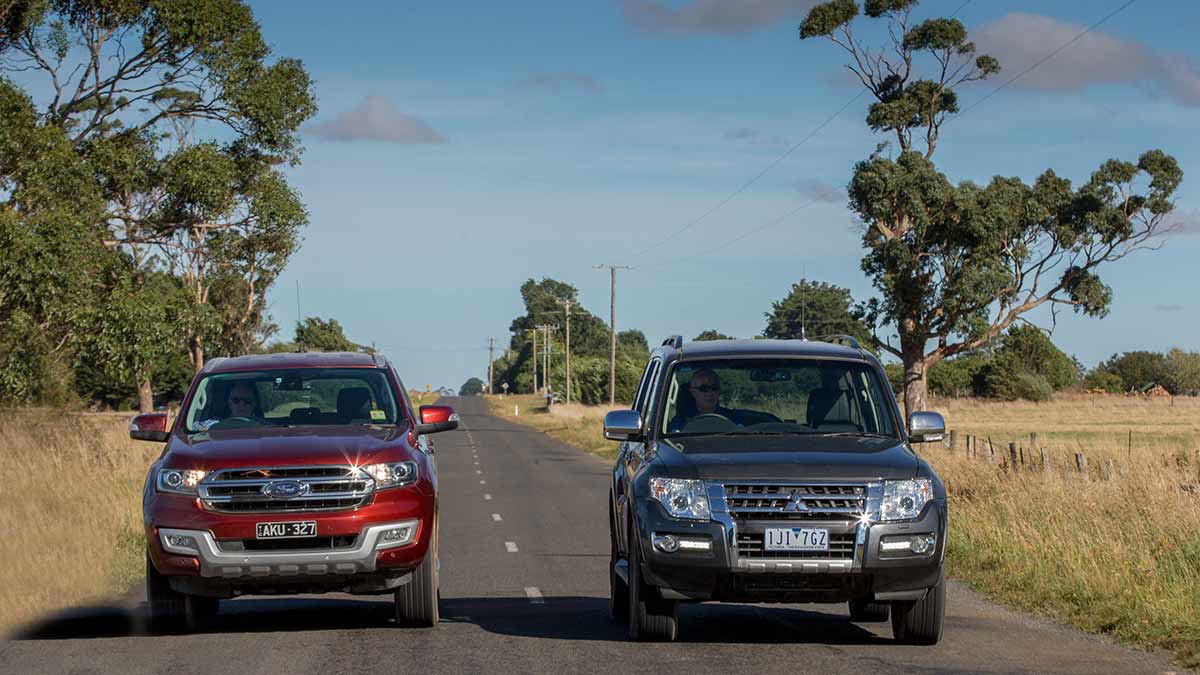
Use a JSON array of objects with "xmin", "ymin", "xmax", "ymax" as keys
[
  {"xmin": 201, "ymin": 351, "xmax": 384, "ymax": 374},
  {"xmin": 667, "ymin": 338, "xmax": 869, "ymax": 361}
]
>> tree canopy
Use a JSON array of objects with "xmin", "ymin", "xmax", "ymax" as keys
[
  {"xmin": 763, "ymin": 280, "xmax": 871, "ymax": 345},
  {"xmin": 800, "ymin": 0, "xmax": 1182, "ymax": 414}
]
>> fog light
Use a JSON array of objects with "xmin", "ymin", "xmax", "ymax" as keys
[
  {"xmin": 677, "ymin": 538, "xmax": 712, "ymax": 551},
  {"xmin": 910, "ymin": 534, "xmax": 935, "ymax": 554},
  {"xmin": 652, "ymin": 533, "xmax": 680, "ymax": 553},
  {"xmin": 380, "ymin": 526, "xmax": 413, "ymax": 545},
  {"xmin": 160, "ymin": 532, "xmax": 200, "ymax": 555}
]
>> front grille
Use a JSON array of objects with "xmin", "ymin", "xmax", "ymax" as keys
[
  {"xmin": 200, "ymin": 466, "xmax": 374, "ymax": 514},
  {"xmin": 218, "ymin": 535, "xmax": 358, "ymax": 552},
  {"xmin": 724, "ymin": 483, "xmax": 866, "ymax": 521},
  {"xmin": 735, "ymin": 531, "xmax": 856, "ymax": 559}
]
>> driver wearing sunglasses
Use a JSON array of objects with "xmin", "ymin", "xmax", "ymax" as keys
[
  {"xmin": 668, "ymin": 368, "xmax": 740, "ymax": 431},
  {"xmin": 225, "ymin": 382, "xmax": 261, "ymax": 420}
]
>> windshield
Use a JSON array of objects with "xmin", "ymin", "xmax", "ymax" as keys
[
  {"xmin": 659, "ymin": 358, "xmax": 898, "ymax": 439},
  {"xmin": 183, "ymin": 368, "xmax": 402, "ymax": 433}
]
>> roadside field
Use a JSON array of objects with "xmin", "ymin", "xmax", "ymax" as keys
[
  {"xmin": 485, "ymin": 393, "xmax": 1200, "ymax": 668},
  {"xmin": 0, "ymin": 410, "xmax": 155, "ymax": 633}
]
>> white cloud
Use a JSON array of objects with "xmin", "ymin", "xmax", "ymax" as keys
[
  {"xmin": 623, "ymin": 0, "xmax": 819, "ymax": 35},
  {"xmin": 972, "ymin": 13, "xmax": 1200, "ymax": 107},
  {"xmin": 309, "ymin": 95, "xmax": 446, "ymax": 144},
  {"xmin": 518, "ymin": 72, "xmax": 602, "ymax": 93}
]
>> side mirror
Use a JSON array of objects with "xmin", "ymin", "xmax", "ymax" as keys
[
  {"xmin": 417, "ymin": 405, "xmax": 459, "ymax": 434},
  {"xmin": 908, "ymin": 411, "xmax": 946, "ymax": 444},
  {"xmin": 130, "ymin": 413, "xmax": 169, "ymax": 442},
  {"xmin": 603, "ymin": 410, "xmax": 643, "ymax": 441}
]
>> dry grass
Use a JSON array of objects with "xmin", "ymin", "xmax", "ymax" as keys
[
  {"xmin": 489, "ymin": 392, "xmax": 1200, "ymax": 668},
  {"xmin": 0, "ymin": 410, "xmax": 158, "ymax": 633}
]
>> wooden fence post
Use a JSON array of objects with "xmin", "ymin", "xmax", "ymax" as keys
[
  {"xmin": 1040, "ymin": 448, "xmax": 1049, "ymax": 472},
  {"xmin": 988, "ymin": 437, "xmax": 996, "ymax": 462},
  {"xmin": 1009, "ymin": 442, "xmax": 1019, "ymax": 471},
  {"xmin": 1030, "ymin": 432, "xmax": 1038, "ymax": 448},
  {"xmin": 1075, "ymin": 452, "xmax": 1087, "ymax": 474},
  {"xmin": 966, "ymin": 435, "xmax": 973, "ymax": 458},
  {"xmin": 949, "ymin": 430, "xmax": 957, "ymax": 452}
]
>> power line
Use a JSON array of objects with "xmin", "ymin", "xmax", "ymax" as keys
[
  {"xmin": 628, "ymin": 0, "xmax": 975, "ymax": 262},
  {"xmin": 958, "ymin": 0, "xmax": 1137, "ymax": 116},
  {"xmin": 659, "ymin": 199, "xmax": 818, "ymax": 267},
  {"xmin": 630, "ymin": 91, "xmax": 864, "ymax": 259}
]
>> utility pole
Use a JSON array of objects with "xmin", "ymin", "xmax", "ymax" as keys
[
  {"xmin": 535, "ymin": 324, "xmax": 558, "ymax": 396},
  {"xmin": 525, "ymin": 328, "xmax": 539, "ymax": 393},
  {"xmin": 557, "ymin": 299, "xmax": 574, "ymax": 404},
  {"xmin": 594, "ymin": 264, "xmax": 632, "ymax": 406},
  {"xmin": 487, "ymin": 337, "xmax": 495, "ymax": 395}
]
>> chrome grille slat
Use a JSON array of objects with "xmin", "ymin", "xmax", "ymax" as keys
[
  {"xmin": 199, "ymin": 466, "xmax": 374, "ymax": 514},
  {"xmin": 723, "ymin": 482, "xmax": 866, "ymax": 522}
]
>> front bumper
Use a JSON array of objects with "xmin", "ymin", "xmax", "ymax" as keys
[
  {"xmin": 144, "ymin": 480, "xmax": 434, "ymax": 591},
  {"xmin": 634, "ymin": 483, "xmax": 946, "ymax": 603}
]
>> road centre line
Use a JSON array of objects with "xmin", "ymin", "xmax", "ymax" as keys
[
  {"xmin": 476, "ymin": 470, "xmax": 482, "ymax": 474},
  {"xmin": 524, "ymin": 587, "xmax": 544, "ymax": 605},
  {"xmin": 484, "ymin": 493, "xmax": 492, "ymax": 500},
  {"xmin": 491, "ymin": 513, "xmax": 502, "ymax": 521},
  {"xmin": 505, "ymin": 541, "xmax": 519, "ymax": 553},
  {"xmin": 480, "ymin": 480, "xmax": 486, "ymax": 484}
]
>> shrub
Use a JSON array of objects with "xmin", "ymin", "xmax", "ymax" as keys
[{"xmin": 1083, "ymin": 368, "xmax": 1124, "ymax": 393}]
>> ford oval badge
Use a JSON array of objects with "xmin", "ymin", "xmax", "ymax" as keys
[{"xmin": 262, "ymin": 480, "xmax": 309, "ymax": 499}]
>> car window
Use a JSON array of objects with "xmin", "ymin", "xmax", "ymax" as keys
[
  {"xmin": 632, "ymin": 358, "xmax": 657, "ymax": 412},
  {"xmin": 659, "ymin": 358, "xmax": 897, "ymax": 438},
  {"xmin": 183, "ymin": 368, "xmax": 400, "ymax": 432},
  {"xmin": 636, "ymin": 359, "xmax": 661, "ymax": 424}
]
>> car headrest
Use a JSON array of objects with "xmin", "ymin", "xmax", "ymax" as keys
[{"xmin": 336, "ymin": 387, "xmax": 373, "ymax": 420}]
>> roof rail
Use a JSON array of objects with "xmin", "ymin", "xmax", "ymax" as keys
[
  {"xmin": 661, "ymin": 335, "xmax": 683, "ymax": 350},
  {"xmin": 372, "ymin": 352, "xmax": 388, "ymax": 367},
  {"xmin": 821, "ymin": 334, "xmax": 864, "ymax": 351},
  {"xmin": 201, "ymin": 356, "xmax": 228, "ymax": 374}
]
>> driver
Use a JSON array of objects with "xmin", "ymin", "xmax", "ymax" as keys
[
  {"xmin": 225, "ymin": 382, "xmax": 260, "ymax": 420},
  {"xmin": 668, "ymin": 368, "xmax": 739, "ymax": 431}
]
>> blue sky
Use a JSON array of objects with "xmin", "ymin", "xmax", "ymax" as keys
[{"xmin": 246, "ymin": 0, "xmax": 1200, "ymax": 391}]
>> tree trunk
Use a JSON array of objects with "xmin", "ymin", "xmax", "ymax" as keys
[
  {"xmin": 900, "ymin": 335, "xmax": 928, "ymax": 420},
  {"xmin": 189, "ymin": 335, "xmax": 204, "ymax": 374},
  {"xmin": 137, "ymin": 375, "xmax": 154, "ymax": 413}
]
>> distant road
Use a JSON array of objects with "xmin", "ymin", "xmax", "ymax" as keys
[{"xmin": 0, "ymin": 396, "xmax": 1179, "ymax": 673}]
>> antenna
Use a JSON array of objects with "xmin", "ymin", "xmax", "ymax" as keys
[{"xmin": 800, "ymin": 266, "xmax": 807, "ymax": 341}]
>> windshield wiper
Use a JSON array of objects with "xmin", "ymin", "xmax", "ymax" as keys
[{"xmin": 814, "ymin": 431, "xmax": 896, "ymax": 439}]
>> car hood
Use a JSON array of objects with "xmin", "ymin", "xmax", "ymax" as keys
[
  {"xmin": 656, "ymin": 435, "xmax": 918, "ymax": 481},
  {"xmin": 165, "ymin": 425, "xmax": 413, "ymax": 469}
]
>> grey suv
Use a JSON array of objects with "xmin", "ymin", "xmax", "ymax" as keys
[{"xmin": 605, "ymin": 336, "xmax": 947, "ymax": 642}]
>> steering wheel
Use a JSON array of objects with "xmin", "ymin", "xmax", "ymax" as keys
[
  {"xmin": 681, "ymin": 413, "xmax": 737, "ymax": 433},
  {"xmin": 212, "ymin": 416, "xmax": 264, "ymax": 430}
]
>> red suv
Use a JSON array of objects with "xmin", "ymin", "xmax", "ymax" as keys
[{"xmin": 129, "ymin": 351, "xmax": 458, "ymax": 629}]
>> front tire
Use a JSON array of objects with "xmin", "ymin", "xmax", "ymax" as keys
[
  {"xmin": 609, "ymin": 498, "xmax": 629, "ymax": 621},
  {"xmin": 394, "ymin": 525, "xmax": 440, "ymax": 627},
  {"xmin": 145, "ymin": 554, "xmax": 185, "ymax": 631},
  {"xmin": 891, "ymin": 570, "xmax": 945, "ymax": 645},
  {"xmin": 627, "ymin": 526, "xmax": 677, "ymax": 642}
]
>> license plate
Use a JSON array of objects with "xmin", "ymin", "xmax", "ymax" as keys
[
  {"xmin": 764, "ymin": 527, "xmax": 829, "ymax": 551},
  {"xmin": 255, "ymin": 521, "xmax": 317, "ymax": 539}
]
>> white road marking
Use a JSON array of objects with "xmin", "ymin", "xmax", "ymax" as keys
[
  {"xmin": 524, "ymin": 587, "xmax": 544, "ymax": 605},
  {"xmin": 483, "ymin": 493, "xmax": 492, "ymax": 500},
  {"xmin": 491, "ymin": 513, "xmax": 502, "ymax": 522},
  {"xmin": 505, "ymin": 541, "xmax": 519, "ymax": 553},
  {"xmin": 480, "ymin": 480, "xmax": 487, "ymax": 485},
  {"xmin": 476, "ymin": 469, "xmax": 483, "ymax": 474}
]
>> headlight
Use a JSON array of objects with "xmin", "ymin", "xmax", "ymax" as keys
[
  {"xmin": 880, "ymin": 478, "xmax": 933, "ymax": 522},
  {"xmin": 156, "ymin": 468, "xmax": 208, "ymax": 495},
  {"xmin": 362, "ymin": 461, "xmax": 418, "ymax": 489},
  {"xmin": 649, "ymin": 477, "xmax": 710, "ymax": 520}
]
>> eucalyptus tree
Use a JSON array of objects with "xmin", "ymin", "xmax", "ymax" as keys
[
  {"xmin": 1, "ymin": 0, "xmax": 315, "ymax": 400},
  {"xmin": 800, "ymin": 0, "xmax": 1182, "ymax": 414}
]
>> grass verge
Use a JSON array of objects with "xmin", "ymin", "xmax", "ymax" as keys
[
  {"xmin": 0, "ymin": 410, "xmax": 157, "ymax": 633},
  {"xmin": 485, "ymin": 393, "xmax": 1200, "ymax": 668}
]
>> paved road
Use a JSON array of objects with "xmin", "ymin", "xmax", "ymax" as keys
[{"xmin": 0, "ymin": 396, "xmax": 1182, "ymax": 674}]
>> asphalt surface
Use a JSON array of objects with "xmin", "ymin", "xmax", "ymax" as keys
[{"xmin": 0, "ymin": 396, "xmax": 1183, "ymax": 674}]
